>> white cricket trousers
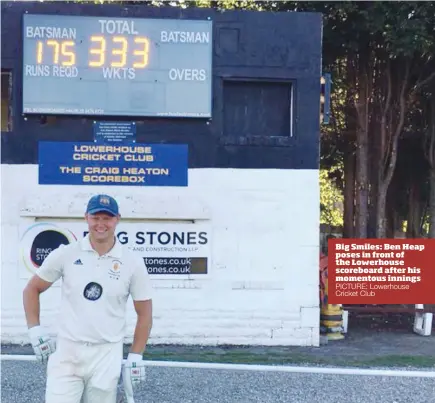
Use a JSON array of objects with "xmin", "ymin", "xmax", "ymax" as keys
[{"xmin": 45, "ymin": 337, "xmax": 123, "ymax": 403}]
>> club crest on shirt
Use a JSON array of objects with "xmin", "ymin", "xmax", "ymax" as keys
[
  {"xmin": 83, "ymin": 282, "xmax": 103, "ymax": 301},
  {"xmin": 109, "ymin": 259, "xmax": 122, "ymax": 280}
]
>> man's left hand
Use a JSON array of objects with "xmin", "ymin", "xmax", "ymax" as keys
[{"xmin": 123, "ymin": 353, "xmax": 146, "ymax": 388}]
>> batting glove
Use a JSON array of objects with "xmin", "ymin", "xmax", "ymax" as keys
[
  {"xmin": 123, "ymin": 353, "xmax": 146, "ymax": 391},
  {"xmin": 28, "ymin": 326, "xmax": 56, "ymax": 364}
]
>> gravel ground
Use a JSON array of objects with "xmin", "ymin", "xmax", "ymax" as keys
[{"xmin": 2, "ymin": 360, "xmax": 435, "ymax": 403}]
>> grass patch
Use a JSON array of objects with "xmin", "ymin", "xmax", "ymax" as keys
[
  {"xmin": 142, "ymin": 350, "xmax": 435, "ymax": 368},
  {"xmin": 356, "ymin": 355, "xmax": 435, "ymax": 368}
]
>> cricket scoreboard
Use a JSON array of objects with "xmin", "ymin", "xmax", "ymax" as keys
[{"xmin": 22, "ymin": 14, "xmax": 213, "ymax": 118}]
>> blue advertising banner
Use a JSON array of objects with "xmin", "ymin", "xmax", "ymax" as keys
[{"xmin": 38, "ymin": 141, "xmax": 188, "ymax": 186}]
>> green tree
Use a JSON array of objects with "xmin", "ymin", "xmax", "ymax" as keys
[
  {"xmin": 294, "ymin": 2, "xmax": 435, "ymax": 238},
  {"xmin": 320, "ymin": 168, "xmax": 343, "ymax": 227}
]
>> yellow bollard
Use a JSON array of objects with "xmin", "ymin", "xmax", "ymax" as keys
[
  {"xmin": 319, "ymin": 252, "xmax": 344, "ymax": 340},
  {"xmin": 320, "ymin": 304, "xmax": 345, "ymax": 340}
]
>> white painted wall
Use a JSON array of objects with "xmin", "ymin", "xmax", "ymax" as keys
[{"xmin": 1, "ymin": 164, "xmax": 320, "ymax": 346}]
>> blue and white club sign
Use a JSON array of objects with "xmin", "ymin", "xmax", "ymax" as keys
[{"xmin": 19, "ymin": 222, "xmax": 77, "ymax": 276}]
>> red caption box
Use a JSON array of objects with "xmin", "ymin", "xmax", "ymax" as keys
[{"xmin": 327, "ymin": 239, "xmax": 435, "ymax": 304}]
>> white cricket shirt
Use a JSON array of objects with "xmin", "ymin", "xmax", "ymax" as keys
[{"xmin": 36, "ymin": 234, "xmax": 152, "ymax": 344}]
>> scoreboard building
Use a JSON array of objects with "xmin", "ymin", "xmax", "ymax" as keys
[{"xmin": 1, "ymin": 1, "xmax": 323, "ymax": 346}]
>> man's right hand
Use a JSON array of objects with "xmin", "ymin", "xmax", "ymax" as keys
[{"xmin": 28, "ymin": 326, "xmax": 56, "ymax": 364}]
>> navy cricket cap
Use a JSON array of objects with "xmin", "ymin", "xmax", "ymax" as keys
[{"xmin": 86, "ymin": 194, "xmax": 119, "ymax": 216}]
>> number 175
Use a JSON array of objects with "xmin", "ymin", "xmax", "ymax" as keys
[{"xmin": 88, "ymin": 36, "xmax": 150, "ymax": 68}]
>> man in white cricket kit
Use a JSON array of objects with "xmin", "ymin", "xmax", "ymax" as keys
[{"xmin": 23, "ymin": 194, "xmax": 153, "ymax": 402}]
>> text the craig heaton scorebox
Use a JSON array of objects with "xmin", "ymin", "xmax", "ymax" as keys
[{"xmin": 327, "ymin": 239, "xmax": 435, "ymax": 304}]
